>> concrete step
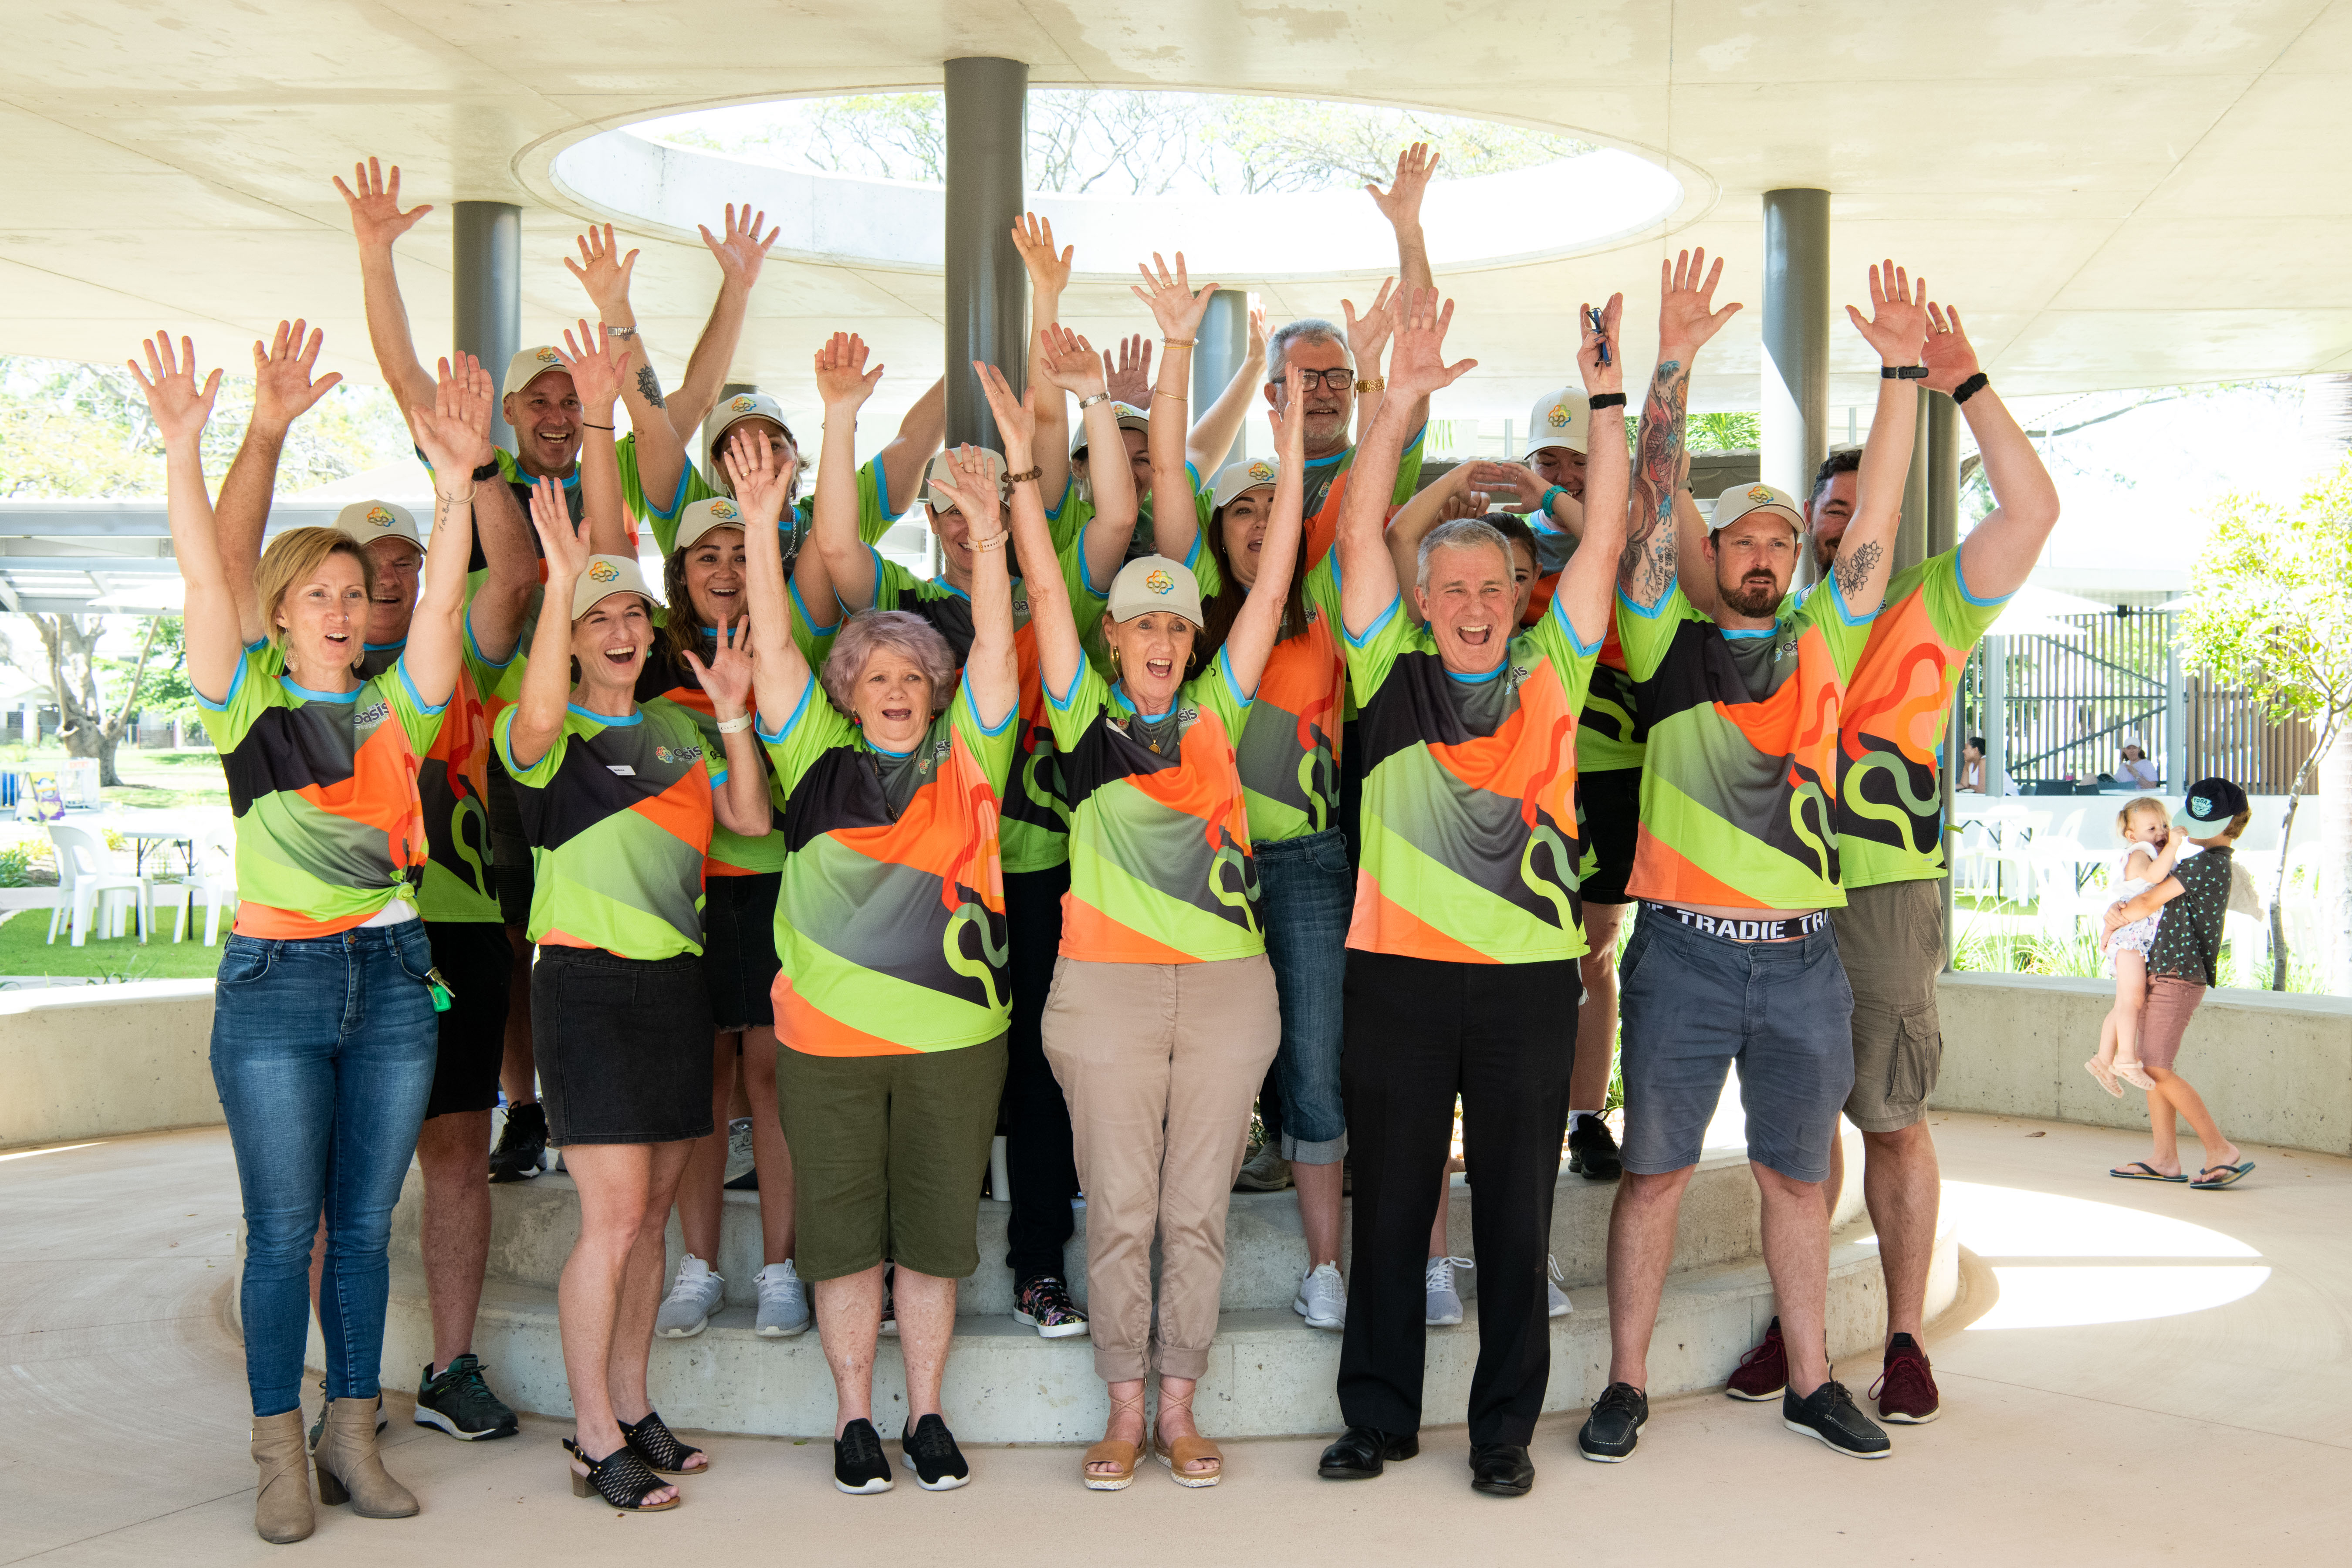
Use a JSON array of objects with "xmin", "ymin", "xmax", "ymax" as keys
[
  {"xmin": 388, "ymin": 1129, "xmax": 1867, "ymax": 1318},
  {"xmin": 364, "ymin": 1214, "xmax": 1957, "ymax": 1442}
]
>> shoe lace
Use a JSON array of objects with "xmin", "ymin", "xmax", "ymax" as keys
[
  {"xmin": 1734, "ymin": 1326, "xmax": 1783, "ymax": 1372},
  {"xmin": 441, "ymin": 1356, "xmax": 494, "ymax": 1402},
  {"xmin": 907, "ymin": 1417, "xmax": 957, "ymax": 1463},
  {"xmin": 839, "ymin": 1421, "xmax": 883, "ymax": 1465},
  {"xmin": 1547, "ymin": 1254, "xmax": 1566, "ymax": 1284},
  {"xmin": 662, "ymin": 1263, "xmax": 713, "ymax": 1305},
  {"xmin": 1021, "ymin": 1276, "xmax": 1079, "ymax": 1321},
  {"xmin": 1869, "ymin": 1347, "xmax": 1931, "ymax": 1403},
  {"xmin": 1596, "ymin": 1382, "xmax": 1642, "ymax": 1416},
  {"xmin": 1425, "ymin": 1256, "xmax": 1473, "ymax": 1291}
]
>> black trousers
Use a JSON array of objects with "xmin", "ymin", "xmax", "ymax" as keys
[
  {"xmin": 1336, "ymin": 950, "xmax": 1580, "ymax": 1445},
  {"xmin": 1002, "ymin": 865, "xmax": 1080, "ymax": 1285}
]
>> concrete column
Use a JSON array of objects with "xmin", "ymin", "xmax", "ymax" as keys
[
  {"xmin": 1926, "ymin": 395, "xmax": 1960, "ymax": 966},
  {"xmin": 1761, "ymin": 189, "xmax": 1830, "ymax": 583},
  {"xmin": 1984, "ymin": 635, "xmax": 2008, "ymax": 797},
  {"xmin": 1191, "ymin": 289, "xmax": 1251, "ymax": 471},
  {"xmin": 453, "ymin": 202, "xmax": 521, "ymax": 452},
  {"xmin": 1896, "ymin": 396, "xmax": 1930, "ymax": 573},
  {"xmin": 943, "ymin": 57, "xmax": 1029, "ymax": 453}
]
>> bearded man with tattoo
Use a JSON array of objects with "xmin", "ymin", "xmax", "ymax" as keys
[{"xmin": 1576, "ymin": 251, "xmax": 1924, "ymax": 1467}]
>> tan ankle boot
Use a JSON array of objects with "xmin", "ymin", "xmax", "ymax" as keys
[
  {"xmin": 314, "ymin": 1396, "xmax": 419, "ymax": 1518},
  {"xmin": 250, "ymin": 1409, "xmax": 314, "ymax": 1544}
]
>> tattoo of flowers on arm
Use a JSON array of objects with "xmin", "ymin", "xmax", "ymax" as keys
[
  {"xmin": 1618, "ymin": 360, "xmax": 1687, "ymax": 598},
  {"xmin": 635, "ymin": 365, "xmax": 665, "ymax": 409},
  {"xmin": 1832, "ymin": 540, "xmax": 1882, "ymax": 601}
]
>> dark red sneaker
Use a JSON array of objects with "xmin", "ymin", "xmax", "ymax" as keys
[
  {"xmin": 1727, "ymin": 1316, "xmax": 1787, "ymax": 1401},
  {"xmin": 1870, "ymin": 1335, "xmax": 1940, "ymax": 1423}
]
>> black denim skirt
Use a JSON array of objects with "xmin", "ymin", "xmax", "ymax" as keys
[
  {"xmin": 531, "ymin": 945, "xmax": 715, "ymax": 1146},
  {"xmin": 700, "ymin": 871, "xmax": 782, "ymax": 1032}
]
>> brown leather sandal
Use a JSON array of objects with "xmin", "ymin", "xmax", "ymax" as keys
[
  {"xmin": 1082, "ymin": 1391, "xmax": 1148, "ymax": 1491},
  {"xmin": 1153, "ymin": 1386, "xmax": 1222, "ymax": 1488}
]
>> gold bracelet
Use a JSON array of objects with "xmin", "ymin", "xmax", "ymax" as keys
[
  {"xmin": 1153, "ymin": 389, "xmax": 1189, "ymax": 403},
  {"xmin": 1354, "ymin": 376, "xmax": 1386, "ymax": 393}
]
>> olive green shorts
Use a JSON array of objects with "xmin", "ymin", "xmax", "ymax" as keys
[
  {"xmin": 1828, "ymin": 879, "xmax": 1945, "ymax": 1134},
  {"xmin": 774, "ymin": 1035, "xmax": 1008, "ymax": 1284}
]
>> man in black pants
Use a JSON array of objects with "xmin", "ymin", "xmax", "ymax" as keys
[
  {"xmin": 1315, "ymin": 286, "xmax": 1629, "ymax": 1496},
  {"xmin": 1000, "ymin": 863, "xmax": 1088, "ymax": 1336}
]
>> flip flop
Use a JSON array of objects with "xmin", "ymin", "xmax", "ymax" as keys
[
  {"xmin": 2109, "ymin": 1162, "xmax": 2187, "ymax": 1182},
  {"xmin": 2191, "ymin": 1162, "xmax": 2254, "ymax": 1190}
]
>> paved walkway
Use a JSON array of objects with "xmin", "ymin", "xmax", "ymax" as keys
[{"xmin": 3, "ymin": 1114, "xmax": 2345, "ymax": 1566}]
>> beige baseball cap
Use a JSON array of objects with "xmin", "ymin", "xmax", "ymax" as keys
[
  {"xmin": 1710, "ymin": 481, "xmax": 1807, "ymax": 536},
  {"xmin": 569, "ymin": 554, "xmax": 658, "ymax": 621},
  {"xmin": 1106, "ymin": 554, "xmax": 1204, "ymax": 629},
  {"xmin": 919, "ymin": 448, "xmax": 1009, "ymax": 510},
  {"xmin": 1069, "ymin": 401, "xmax": 1150, "ymax": 460},
  {"xmin": 1210, "ymin": 456, "xmax": 1281, "ymax": 510},
  {"xmin": 331, "ymin": 500, "xmax": 422, "ymax": 551},
  {"xmin": 502, "ymin": 345, "xmax": 571, "ymax": 402},
  {"xmin": 706, "ymin": 390, "xmax": 795, "ymax": 473},
  {"xmin": 1523, "ymin": 387, "xmax": 1592, "ymax": 459},
  {"xmin": 672, "ymin": 497, "xmax": 749, "ymax": 555}
]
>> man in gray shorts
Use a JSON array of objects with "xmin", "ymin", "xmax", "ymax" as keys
[{"xmin": 1722, "ymin": 298, "xmax": 2059, "ymax": 1425}]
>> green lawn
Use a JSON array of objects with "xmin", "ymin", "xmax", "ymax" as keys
[
  {"xmin": 0, "ymin": 907, "xmax": 227, "ymax": 981},
  {"xmin": 105, "ymin": 749, "xmax": 231, "ymax": 811}
]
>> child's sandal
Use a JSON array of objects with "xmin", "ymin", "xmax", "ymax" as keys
[
  {"xmin": 2084, "ymin": 1058, "xmax": 2122, "ymax": 1097},
  {"xmin": 2113, "ymin": 1060, "xmax": 2156, "ymax": 1091}
]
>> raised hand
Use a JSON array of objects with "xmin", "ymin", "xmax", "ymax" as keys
[
  {"xmin": 1265, "ymin": 363, "xmax": 1307, "ymax": 461},
  {"xmin": 970, "ymin": 361, "xmax": 1037, "ymax": 456},
  {"xmin": 1657, "ymin": 247, "xmax": 1742, "ymax": 358},
  {"xmin": 127, "ymin": 332, "xmax": 222, "ymax": 445},
  {"xmin": 1342, "ymin": 277, "xmax": 1398, "ymax": 372},
  {"xmin": 1248, "ymin": 297, "xmax": 1268, "ymax": 360},
  {"xmin": 1466, "ymin": 461, "xmax": 1544, "ymax": 514},
  {"xmin": 250, "ymin": 319, "xmax": 343, "ymax": 430},
  {"xmin": 1038, "ymin": 324, "xmax": 1107, "ymax": 398},
  {"xmin": 1366, "ymin": 142, "xmax": 1439, "ymax": 233},
  {"xmin": 1384, "ymin": 288, "xmax": 1477, "ymax": 403},
  {"xmin": 1129, "ymin": 252, "xmax": 1220, "ymax": 341},
  {"xmin": 333, "ymin": 157, "xmax": 433, "ymax": 251},
  {"xmin": 1578, "ymin": 292, "xmax": 1625, "ymax": 396},
  {"xmin": 699, "ymin": 203, "xmax": 780, "ymax": 292},
  {"xmin": 1847, "ymin": 260, "xmax": 1929, "ymax": 367},
  {"xmin": 562, "ymin": 224, "xmax": 639, "ymax": 318},
  {"xmin": 556, "ymin": 318, "xmax": 632, "ymax": 410},
  {"xmin": 925, "ymin": 444, "xmax": 1007, "ymax": 536},
  {"xmin": 408, "ymin": 353, "xmax": 496, "ymax": 476},
  {"xmin": 680, "ymin": 617, "xmax": 755, "ymax": 716},
  {"xmin": 813, "ymin": 331, "xmax": 883, "ymax": 412},
  {"xmin": 1011, "ymin": 212, "xmax": 1072, "ymax": 294},
  {"xmin": 1919, "ymin": 300, "xmax": 1982, "ymax": 395},
  {"xmin": 1103, "ymin": 334, "xmax": 1152, "ymax": 406},
  {"xmin": 527, "ymin": 476, "xmax": 591, "ymax": 583},
  {"xmin": 721, "ymin": 426, "xmax": 795, "ymax": 528}
]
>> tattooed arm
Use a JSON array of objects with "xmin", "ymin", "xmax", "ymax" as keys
[
  {"xmin": 1835, "ymin": 260, "xmax": 1930, "ymax": 620},
  {"xmin": 1619, "ymin": 249, "xmax": 1740, "ymax": 611}
]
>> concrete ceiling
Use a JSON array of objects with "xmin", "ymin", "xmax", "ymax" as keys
[{"xmin": 5, "ymin": 0, "xmax": 2351, "ymax": 433}]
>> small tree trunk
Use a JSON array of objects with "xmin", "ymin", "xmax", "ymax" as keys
[
  {"xmin": 2268, "ymin": 721, "xmax": 2337, "ymax": 990},
  {"xmin": 2320, "ymin": 725, "xmax": 2352, "ymax": 995}
]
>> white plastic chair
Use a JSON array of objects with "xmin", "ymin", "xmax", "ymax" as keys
[
  {"xmin": 44, "ymin": 823, "xmax": 152, "ymax": 946},
  {"xmin": 164, "ymin": 823, "xmax": 238, "ymax": 945}
]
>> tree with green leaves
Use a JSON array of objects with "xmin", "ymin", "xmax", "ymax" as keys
[{"xmin": 2178, "ymin": 457, "xmax": 2352, "ymax": 990}]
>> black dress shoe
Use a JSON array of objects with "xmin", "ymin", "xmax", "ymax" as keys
[
  {"xmin": 1317, "ymin": 1425, "xmax": 1418, "ymax": 1480},
  {"xmin": 1468, "ymin": 1442, "xmax": 1535, "ymax": 1496}
]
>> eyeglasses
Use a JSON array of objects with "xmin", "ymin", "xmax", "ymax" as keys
[{"xmin": 1287, "ymin": 368, "xmax": 1355, "ymax": 393}]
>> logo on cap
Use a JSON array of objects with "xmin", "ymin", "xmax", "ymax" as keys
[
  {"xmin": 535, "ymin": 347, "xmax": 561, "ymax": 365},
  {"xmin": 1145, "ymin": 569, "xmax": 1174, "ymax": 595},
  {"xmin": 709, "ymin": 500, "xmax": 739, "ymax": 522},
  {"xmin": 364, "ymin": 506, "xmax": 395, "ymax": 529},
  {"xmin": 1547, "ymin": 404, "xmax": 1571, "ymax": 428},
  {"xmin": 729, "ymin": 395, "xmax": 757, "ymax": 414},
  {"xmin": 1746, "ymin": 485, "xmax": 1775, "ymax": 503},
  {"xmin": 1247, "ymin": 461, "xmax": 1274, "ymax": 482},
  {"xmin": 588, "ymin": 561, "xmax": 619, "ymax": 584}
]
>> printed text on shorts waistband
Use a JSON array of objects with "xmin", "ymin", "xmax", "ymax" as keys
[{"xmin": 1644, "ymin": 902, "xmax": 1829, "ymax": 943}]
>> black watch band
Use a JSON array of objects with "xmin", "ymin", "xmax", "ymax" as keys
[
  {"xmin": 1952, "ymin": 372, "xmax": 1991, "ymax": 405},
  {"xmin": 469, "ymin": 459, "xmax": 502, "ymax": 483},
  {"xmin": 1881, "ymin": 364, "xmax": 1929, "ymax": 380}
]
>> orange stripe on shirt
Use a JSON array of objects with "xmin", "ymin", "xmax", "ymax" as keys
[
  {"xmin": 1346, "ymin": 875, "xmax": 1499, "ymax": 963},
  {"xmin": 772, "ymin": 973, "xmax": 921, "ymax": 1055},
  {"xmin": 1059, "ymin": 895, "xmax": 1199, "ymax": 965}
]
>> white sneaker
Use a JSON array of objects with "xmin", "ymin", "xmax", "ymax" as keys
[
  {"xmin": 655, "ymin": 1254, "xmax": 725, "ymax": 1338},
  {"xmin": 1425, "ymin": 1256, "xmax": 1472, "ymax": 1326},
  {"xmin": 1547, "ymin": 1254, "xmax": 1574, "ymax": 1319},
  {"xmin": 1293, "ymin": 1261, "xmax": 1345, "ymax": 1330},
  {"xmin": 756, "ymin": 1260, "xmax": 812, "ymax": 1337},
  {"xmin": 723, "ymin": 1117, "xmax": 756, "ymax": 1185}
]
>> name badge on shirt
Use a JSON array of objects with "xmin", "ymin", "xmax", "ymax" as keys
[{"xmin": 607, "ymin": 764, "xmax": 637, "ymax": 776}]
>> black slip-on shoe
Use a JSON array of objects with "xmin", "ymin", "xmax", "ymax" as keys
[
  {"xmin": 1317, "ymin": 1425, "xmax": 1418, "ymax": 1480},
  {"xmin": 833, "ymin": 1418, "xmax": 895, "ymax": 1494},
  {"xmin": 1577, "ymin": 1381, "xmax": 1649, "ymax": 1462},
  {"xmin": 1468, "ymin": 1442, "xmax": 1534, "ymax": 1495},
  {"xmin": 1784, "ymin": 1379, "xmax": 1892, "ymax": 1459}
]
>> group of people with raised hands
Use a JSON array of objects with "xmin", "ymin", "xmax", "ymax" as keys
[{"xmin": 165, "ymin": 139, "xmax": 2086, "ymax": 1541}]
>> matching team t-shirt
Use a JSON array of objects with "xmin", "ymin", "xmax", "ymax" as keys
[
  {"xmin": 1342, "ymin": 581, "xmax": 1601, "ymax": 964},
  {"xmin": 759, "ymin": 674, "xmax": 1020, "ymax": 1056},
  {"xmin": 356, "ymin": 624, "xmax": 512, "ymax": 925},
  {"xmin": 1615, "ymin": 576, "xmax": 1876, "ymax": 912},
  {"xmin": 1045, "ymin": 649, "xmax": 1264, "ymax": 964},
  {"xmin": 198, "ymin": 643, "xmax": 448, "ymax": 938},
  {"xmin": 642, "ymin": 455, "xmax": 896, "ymax": 559},
  {"xmin": 1523, "ymin": 518, "xmax": 1647, "ymax": 775},
  {"xmin": 1193, "ymin": 546, "xmax": 1348, "ymax": 846}
]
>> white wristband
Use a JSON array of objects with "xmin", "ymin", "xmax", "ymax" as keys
[{"xmin": 716, "ymin": 714, "xmax": 754, "ymax": 734}]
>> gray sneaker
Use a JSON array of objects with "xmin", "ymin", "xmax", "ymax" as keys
[
  {"xmin": 755, "ymin": 1260, "xmax": 812, "ymax": 1337},
  {"xmin": 1547, "ymin": 1254, "xmax": 1574, "ymax": 1318},
  {"xmin": 1234, "ymin": 1142, "xmax": 1292, "ymax": 1192},
  {"xmin": 1425, "ymin": 1256, "xmax": 1472, "ymax": 1326},
  {"xmin": 655, "ymin": 1254, "xmax": 725, "ymax": 1338},
  {"xmin": 723, "ymin": 1117, "xmax": 755, "ymax": 1186}
]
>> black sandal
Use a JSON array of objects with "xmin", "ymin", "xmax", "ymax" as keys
[
  {"xmin": 618, "ymin": 1409, "xmax": 707, "ymax": 1474},
  {"xmin": 565, "ymin": 1436, "xmax": 680, "ymax": 1510}
]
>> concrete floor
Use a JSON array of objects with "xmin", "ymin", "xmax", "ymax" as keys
[{"xmin": 2, "ymin": 1115, "xmax": 2345, "ymax": 1567}]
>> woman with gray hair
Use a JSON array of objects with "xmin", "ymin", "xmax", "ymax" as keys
[{"xmin": 726, "ymin": 428, "xmax": 1023, "ymax": 1497}]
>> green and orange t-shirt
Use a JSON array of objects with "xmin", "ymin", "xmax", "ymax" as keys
[
  {"xmin": 759, "ymin": 674, "xmax": 1019, "ymax": 1055},
  {"xmin": 1044, "ymin": 649, "xmax": 1263, "ymax": 964},
  {"xmin": 643, "ymin": 456, "xmax": 898, "ymax": 559},
  {"xmin": 493, "ymin": 692, "xmax": 716, "ymax": 960},
  {"xmin": 1192, "ymin": 546, "xmax": 1347, "ymax": 846},
  {"xmin": 198, "ymin": 643, "xmax": 449, "ymax": 938},
  {"xmin": 1521, "ymin": 520, "xmax": 1646, "ymax": 775},
  {"xmin": 355, "ymin": 620, "xmax": 513, "ymax": 925},
  {"xmin": 1341, "ymin": 580, "xmax": 1600, "ymax": 964},
  {"xmin": 1836, "ymin": 549, "xmax": 2011, "ymax": 890},
  {"xmin": 1615, "ymin": 576, "xmax": 1876, "ymax": 911}
]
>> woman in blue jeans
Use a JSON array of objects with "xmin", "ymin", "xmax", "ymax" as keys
[
  {"xmin": 1139, "ymin": 270, "xmax": 1356, "ymax": 1331},
  {"xmin": 139, "ymin": 334, "xmax": 476, "ymax": 1543}
]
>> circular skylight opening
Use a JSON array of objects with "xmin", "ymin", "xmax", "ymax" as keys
[{"xmin": 547, "ymin": 90, "xmax": 1686, "ymax": 280}]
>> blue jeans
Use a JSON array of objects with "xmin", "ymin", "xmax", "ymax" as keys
[
  {"xmin": 211, "ymin": 922, "xmax": 439, "ymax": 1417},
  {"xmin": 1256, "ymin": 828, "xmax": 1352, "ymax": 1162}
]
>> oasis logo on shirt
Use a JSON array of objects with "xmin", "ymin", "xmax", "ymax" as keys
[
  {"xmin": 654, "ymin": 743, "xmax": 706, "ymax": 767},
  {"xmin": 354, "ymin": 699, "xmax": 390, "ymax": 728}
]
